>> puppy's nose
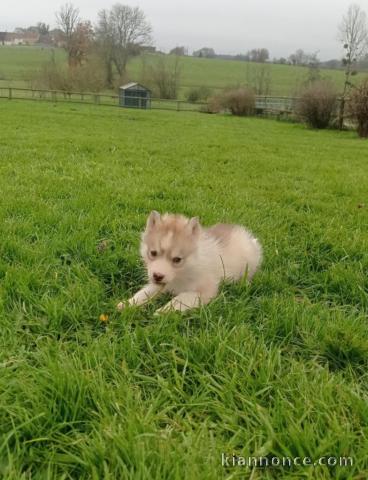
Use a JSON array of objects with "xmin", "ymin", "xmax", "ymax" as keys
[{"xmin": 153, "ymin": 272, "xmax": 165, "ymax": 283}]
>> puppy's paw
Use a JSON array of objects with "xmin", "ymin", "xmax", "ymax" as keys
[
  {"xmin": 154, "ymin": 308, "xmax": 167, "ymax": 316},
  {"xmin": 154, "ymin": 302, "xmax": 175, "ymax": 316},
  {"xmin": 116, "ymin": 301, "xmax": 126, "ymax": 312}
]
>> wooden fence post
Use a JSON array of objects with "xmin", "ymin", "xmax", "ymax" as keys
[{"xmin": 8, "ymin": 88, "xmax": 12, "ymax": 100}]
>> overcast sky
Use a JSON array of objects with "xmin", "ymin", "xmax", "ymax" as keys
[{"xmin": 1, "ymin": 0, "xmax": 366, "ymax": 59}]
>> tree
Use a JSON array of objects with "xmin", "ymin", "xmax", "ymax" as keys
[
  {"xmin": 170, "ymin": 46, "xmax": 187, "ymax": 56},
  {"xmin": 148, "ymin": 55, "xmax": 182, "ymax": 99},
  {"xmin": 193, "ymin": 47, "xmax": 216, "ymax": 58},
  {"xmin": 96, "ymin": 3, "xmax": 152, "ymax": 83},
  {"xmin": 55, "ymin": 3, "xmax": 81, "ymax": 66},
  {"xmin": 248, "ymin": 48, "xmax": 269, "ymax": 63},
  {"xmin": 289, "ymin": 49, "xmax": 309, "ymax": 66},
  {"xmin": 36, "ymin": 22, "xmax": 50, "ymax": 35},
  {"xmin": 273, "ymin": 57, "xmax": 287, "ymax": 65},
  {"xmin": 95, "ymin": 9, "xmax": 115, "ymax": 87},
  {"xmin": 246, "ymin": 63, "xmax": 272, "ymax": 95},
  {"xmin": 68, "ymin": 21, "xmax": 94, "ymax": 67},
  {"xmin": 338, "ymin": 3, "xmax": 368, "ymax": 129},
  {"xmin": 306, "ymin": 52, "xmax": 321, "ymax": 84}
]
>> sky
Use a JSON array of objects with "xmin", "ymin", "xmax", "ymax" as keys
[{"xmin": 0, "ymin": 0, "xmax": 366, "ymax": 59}]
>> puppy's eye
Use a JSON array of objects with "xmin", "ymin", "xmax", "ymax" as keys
[
  {"xmin": 150, "ymin": 250, "xmax": 157, "ymax": 257},
  {"xmin": 172, "ymin": 257, "xmax": 182, "ymax": 264}
]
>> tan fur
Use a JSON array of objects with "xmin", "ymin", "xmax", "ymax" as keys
[
  {"xmin": 206, "ymin": 223, "xmax": 234, "ymax": 246},
  {"xmin": 117, "ymin": 212, "xmax": 262, "ymax": 314}
]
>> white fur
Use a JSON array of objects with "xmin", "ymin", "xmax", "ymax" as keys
[{"xmin": 117, "ymin": 213, "xmax": 262, "ymax": 314}]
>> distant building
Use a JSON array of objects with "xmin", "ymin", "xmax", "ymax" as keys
[
  {"xmin": 22, "ymin": 32, "xmax": 39, "ymax": 45},
  {"xmin": 0, "ymin": 31, "xmax": 39, "ymax": 45},
  {"xmin": 0, "ymin": 33, "xmax": 20, "ymax": 45}
]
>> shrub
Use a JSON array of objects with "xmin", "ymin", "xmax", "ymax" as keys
[
  {"xmin": 147, "ymin": 55, "xmax": 182, "ymax": 99},
  {"xmin": 296, "ymin": 81, "xmax": 338, "ymax": 129},
  {"xmin": 349, "ymin": 78, "xmax": 368, "ymax": 138},
  {"xmin": 221, "ymin": 87, "xmax": 255, "ymax": 116},
  {"xmin": 33, "ymin": 58, "xmax": 107, "ymax": 93},
  {"xmin": 186, "ymin": 86, "xmax": 212, "ymax": 103},
  {"xmin": 200, "ymin": 95, "xmax": 222, "ymax": 114}
]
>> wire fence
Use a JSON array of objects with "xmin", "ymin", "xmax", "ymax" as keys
[
  {"xmin": 0, "ymin": 86, "xmax": 299, "ymax": 115},
  {"xmin": 0, "ymin": 87, "xmax": 207, "ymax": 112}
]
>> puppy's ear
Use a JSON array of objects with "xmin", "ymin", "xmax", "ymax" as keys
[
  {"xmin": 146, "ymin": 210, "xmax": 161, "ymax": 229},
  {"xmin": 188, "ymin": 216, "xmax": 200, "ymax": 235}
]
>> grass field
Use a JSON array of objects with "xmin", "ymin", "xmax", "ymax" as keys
[
  {"xmin": 0, "ymin": 99, "xmax": 368, "ymax": 479},
  {"xmin": 0, "ymin": 45, "xmax": 352, "ymax": 96},
  {"xmin": 0, "ymin": 46, "xmax": 65, "ymax": 89},
  {"xmin": 129, "ymin": 54, "xmax": 348, "ymax": 96}
]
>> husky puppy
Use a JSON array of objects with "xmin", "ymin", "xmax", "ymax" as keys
[{"xmin": 117, "ymin": 211, "xmax": 262, "ymax": 314}]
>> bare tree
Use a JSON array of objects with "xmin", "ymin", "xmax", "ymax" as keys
[
  {"xmin": 95, "ymin": 9, "xmax": 115, "ymax": 87},
  {"xmin": 338, "ymin": 3, "xmax": 368, "ymax": 129},
  {"xmin": 96, "ymin": 3, "xmax": 152, "ymax": 83},
  {"xmin": 55, "ymin": 3, "xmax": 80, "ymax": 66},
  {"xmin": 288, "ymin": 49, "xmax": 311, "ymax": 66},
  {"xmin": 36, "ymin": 22, "xmax": 50, "ymax": 35},
  {"xmin": 148, "ymin": 55, "xmax": 182, "ymax": 99},
  {"xmin": 248, "ymin": 48, "xmax": 269, "ymax": 63},
  {"xmin": 305, "ymin": 52, "xmax": 321, "ymax": 84},
  {"xmin": 246, "ymin": 63, "xmax": 272, "ymax": 95}
]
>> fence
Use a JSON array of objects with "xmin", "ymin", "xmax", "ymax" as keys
[
  {"xmin": 0, "ymin": 87, "xmax": 299, "ymax": 115},
  {"xmin": 255, "ymin": 96, "xmax": 297, "ymax": 113},
  {"xmin": 0, "ymin": 87, "xmax": 207, "ymax": 112}
]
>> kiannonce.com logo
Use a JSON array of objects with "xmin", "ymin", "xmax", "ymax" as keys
[{"xmin": 221, "ymin": 453, "xmax": 354, "ymax": 468}]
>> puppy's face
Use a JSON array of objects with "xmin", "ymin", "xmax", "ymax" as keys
[{"xmin": 140, "ymin": 211, "xmax": 201, "ymax": 286}]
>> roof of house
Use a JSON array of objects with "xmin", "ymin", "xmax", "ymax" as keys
[{"xmin": 119, "ymin": 82, "xmax": 151, "ymax": 92}]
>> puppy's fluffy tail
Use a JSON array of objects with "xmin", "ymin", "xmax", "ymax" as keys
[
  {"xmin": 249, "ymin": 235, "xmax": 263, "ymax": 280},
  {"xmin": 225, "ymin": 227, "xmax": 262, "ymax": 281}
]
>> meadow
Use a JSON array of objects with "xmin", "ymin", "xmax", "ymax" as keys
[
  {"xmin": 0, "ymin": 46, "xmax": 65, "ymax": 89},
  {"xmin": 0, "ymin": 45, "xmax": 350, "ymax": 96},
  {"xmin": 0, "ymin": 99, "xmax": 367, "ymax": 479}
]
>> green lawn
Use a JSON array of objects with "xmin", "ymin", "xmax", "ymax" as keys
[
  {"xmin": 0, "ymin": 45, "xmax": 352, "ymax": 96},
  {"xmin": 0, "ymin": 100, "xmax": 367, "ymax": 479},
  {"xmin": 129, "ymin": 54, "xmax": 348, "ymax": 96},
  {"xmin": 0, "ymin": 46, "xmax": 65, "ymax": 88}
]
